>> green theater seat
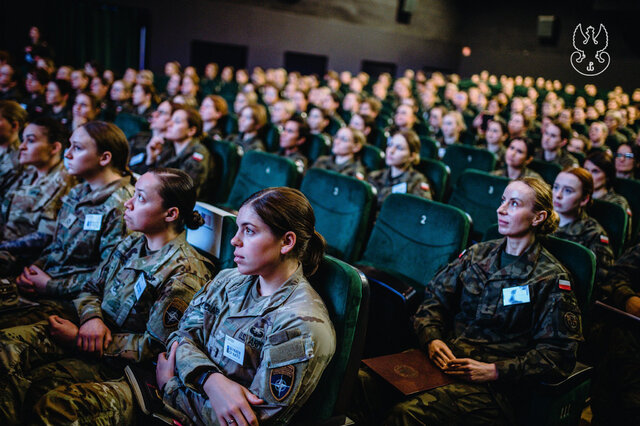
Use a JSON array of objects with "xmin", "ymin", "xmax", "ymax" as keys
[
  {"xmin": 223, "ymin": 151, "xmax": 301, "ymax": 211},
  {"xmin": 358, "ymin": 194, "xmax": 470, "ymax": 356},
  {"xmin": 419, "ymin": 135, "xmax": 438, "ymax": 160},
  {"xmin": 361, "ymin": 144, "xmax": 385, "ymax": 172},
  {"xmin": 292, "ymin": 255, "xmax": 369, "ymax": 424},
  {"xmin": 613, "ymin": 178, "xmax": 640, "ymax": 246},
  {"xmin": 114, "ymin": 113, "xmax": 149, "ymax": 140},
  {"xmin": 301, "ymin": 168, "xmax": 375, "ymax": 263},
  {"xmin": 529, "ymin": 159, "xmax": 562, "ymax": 185},
  {"xmin": 303, "ymin": 134, "xmax": 331, "ymax": 164},
  {"xmin": 416, "ymin": 158, "xmax": 450, "ymax": 202},
  {"xmin": 587, "ymin": 198, "xmax": 628, "ymax": 258},
  {"xmin": 202, "ymin": 138, "xmax": 242, "ymax": 204},
  {"xmin": 448, "ymin": 170, "xmax": 511, "ymax": 241},
  {"xmin": 442, "ymin": 144, "xmax": 496, "ymax": 186}
]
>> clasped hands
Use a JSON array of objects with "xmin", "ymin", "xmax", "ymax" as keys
[
  {"xmin": 428, "ymin": 339, "xmax": 498, "ymax": 382},
  {"xmin": 48, "ymin": 315, "xmax": 112, "ymax": 357}
]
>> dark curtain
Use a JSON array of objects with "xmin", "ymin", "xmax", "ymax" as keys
[{"xmin": 0, "ymin": 0, "xmax": 146, "ymax": 75}]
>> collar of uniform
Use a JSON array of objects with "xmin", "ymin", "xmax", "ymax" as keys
[
  {"xmin": 478, "ymin": 237, "xmax": 540, "ymax": 280},
  {"xmin": 0, "ymin": 137, "xmax": 19, "ymax": 155},
  {"xmin": 226, "ymin": 264, "xmax": 305, "ymax": 317},
  {"xmin": 77, "ymin": 175, "xmax": 132, "ymax": 207},
  {"xmin": 174, "ymin": 138, "xmax": 200, "ymax": 162},
  {"xmin": 124, "ymin": 232, "xmax": 188, "ymax": 286}
]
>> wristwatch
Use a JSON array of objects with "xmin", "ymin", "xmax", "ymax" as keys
[{"xmin": 195, "ymin": 369, "xmax": 216, "ymax": 395}]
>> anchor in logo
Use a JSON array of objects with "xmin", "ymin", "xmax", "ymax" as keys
[{"xmin": 570, "ymin": 23, "xmax": 610, "ymax": 76}]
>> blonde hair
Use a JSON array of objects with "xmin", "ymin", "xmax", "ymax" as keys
[{"xmin": 516, "ymin": 177, "xmax": 559, "ymax": 235}]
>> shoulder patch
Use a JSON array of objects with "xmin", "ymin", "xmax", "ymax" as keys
[
  {"xmin": 558, "ymin": 279, "xmax": 572, "ymax": 291},
  {"xmin": 270, "ymin": 365, "xmax": 295, "ymax": 402},
  {"xmin": 627, "ymin": 208, "xmax": 633, "ymax": 217},
  {"xmin": 355, "ymin": 172, "xmax": 365, "ymax": 181},
  {"xmin": 163, "ymin": 299, "xmax": 189, "ymax": 327},
  {"xmin": 600, "ymin": 234, "xmax": 609, "ymax": 244},
  {"xmin": 420, "ymin": 182, "xmax": 430, "ymax": 192},
  {"xmin": 458, "ymin": 249, "xmax": 467, "ymax": 259},
  {"xmin": 192, "ymin": 152, "xmax": 204, "ymax": 162},
  {"xmin": 563, "ymin": 312, "xmax": 579, "ymax": 332}
]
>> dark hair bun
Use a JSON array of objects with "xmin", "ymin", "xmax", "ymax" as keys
[{"xmin": 185, "ymin": 211, "xmax": 205, "ymax": 230}]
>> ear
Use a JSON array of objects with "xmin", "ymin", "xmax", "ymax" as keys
[
  {"xmin": 579, "ymin": 194, "xmax": 590, "ymax": 209},
  {"xmin": 50, "ymin": 141, "xmax": 63, "ymax": 156},
  {"xmin": 165, "ymin": 206, "xmax": 179, "ymax": 224},
  {"xmin": 98, "ymin": 150, "xmax": 112, "ymax": 167},
  {"xmin": 524, "ymin": 156, "xmax": 533, "ymax": 167},
  {"xmin": 353, "ymin": 142, "xmax": 363, "ymax": 153},
  {"xmin": 187, "ymin": 126, "xmax": 197, "ymax": 138},
  {"xmin": 559, "ymin": 138, "xmax": 568, "ymax": 148},
  {"xmin": 531, "ymin": 210, "xmax": 548, "ymax": 228},
  {"xmin": 280, "ymin": 231, "xmax": 297, "ymax": 255}
]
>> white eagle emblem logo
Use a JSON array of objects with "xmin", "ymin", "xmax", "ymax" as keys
[{"xmin": 570, "ymin": 23, "xmax": 610, "ymax": 76}]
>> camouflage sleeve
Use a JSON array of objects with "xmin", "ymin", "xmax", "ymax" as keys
[
  {"xmin": 408, "ymin": 173, "xmax": 433, "ymax": 200},
  {"xmin": 248, "ymin": 313, "xmax": 336, "ymax": 423},
  {"xmin": 103, "ymin": 275, "xmax": 200, "ymax": 363},
  {"xmin": 0, "ymin": 231, "xmax": 51, "ymax": 256},
  {"xmin": 181, "ymin": 154, "xmax": 210, "ymax": 198},
  {"xmin": 43, "ymin": 208, "xmax": 127, "ymax": 298},
  {"xmin": 413, "ymin": 253, "xmax": 467, "ymax": 351},
  {"xmin": 586, "ymin": 230, "xmax": 615, "ymax": 293},
  {"xmin": 494, "ymin": 276, "xmax": 582, "ymax": 383},
  {"xmin": 170, "ymin": 278, "xmax": 227, "ymax": 389},
  {"xmin": 608, "ymin": 245, "xmax": 640, "ymax": 310}
]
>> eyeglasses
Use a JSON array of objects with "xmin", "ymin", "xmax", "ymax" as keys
[{"xmin": 615, "ymin": 153, "xmax": 635, "ymax": 159}]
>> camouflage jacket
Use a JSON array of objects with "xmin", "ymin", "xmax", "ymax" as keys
[
  {"xmin": 477, "ymin": 144, "xmax": 506, "ymax": 170},
  {"xmin": 534, "ymin": 148, "xmax": 579, "ymax": 169},
  {"xmin": 0, "ymin": 138, "xmax": 21, "ymax": 197},
  {"xmin": 605, "ymin": 243, "xmax": 640, "ymax": 310},
  {"xmin": 164, "ymin": 266, "xmax": 336, "ymax": 425},
  {"xmin": 413, "ymin": 238, "xmax": 582, "ymax": 384},
  {"xmin": 491, "ymin": 166, "xmax": 543, "ymax": 181},
  {"xmin": 553, "ymin": 212, "xmax": 614, "ymax": 294},
  {"xmin": 127, "ymin": 131, "xmax": 153, "ymax": 175},
  {"xmin": 34, "ymin": 175, "xmax": 134, "ymax": 298},
  {"xmin": 74, "ymin": 232, "xmax": 214, "ymax": 363},
  {"xmin": 152, "ymin": 139, "xmax": 213, "ymax": 198},
  {"xmin": 280, "ymin": 149, "xmax": 308, "ymax": 175},
  {"xmin": 229, "ymin": 133, "xmax": 266, "ymax": 153},
  {"xmin": 599, "ymin": 189, "xmax": 632, "ymax": 242},
  {"xmin": 367, "ymin": 167, "xmax": 433, "ymax": 207},
  {"xmin": 312, "ymin": 155, "xmax": 366, "ymax": 180},
  {"xmin": 0, "ymin": 160, "xmax": 76, "ymax": 242}
]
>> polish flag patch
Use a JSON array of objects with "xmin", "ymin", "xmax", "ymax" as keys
[
  {"xmin": 627, "ymin": 208, "xmax": 633, "ymax": 217},
  {"xmin": 558, "ymin": 279, "xmax": 572, "ymax": 291},
  {"xmin": 600, "ymin": 235, "xmax": 609, "ymax": 244},
  {"xmin": 192, "ymin": 152, "xmax": 204, "ymax": 162},
  {"xmin": 420, "ymin": 182, "xmax": 431, "ymax": 192},
  {"xmin": 355, "ymin": 172, "xmax": 365, "ymax": 181}
]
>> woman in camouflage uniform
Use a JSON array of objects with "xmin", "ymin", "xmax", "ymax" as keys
[
  {"xmin": 357, "ymin": 177, "xmax": 582, "ymax": 425},
  {"xmin": 312, "ymin": 126, "xmax": 367, "ymax": 180},
  {"xmin": 367, "ymin": 129, "xmax": 432, "ymax": 208},
  {"xmin": 0, "ymin": 168, "xmax": 213, "ymax": 424},
  {"xmin": 492, "ymin": 137, "xmax": 543, "ymax": 181},
  {"xmin": 0, "ymin": 121, "xmax": 135, "ymax": 329},
  {"xmin": 552, "ymin": 167, "xmax": 615, "ymax": 294},
  {"xmin": 155, "ymin": 187, "xmax": 336, "ymax": 426}
]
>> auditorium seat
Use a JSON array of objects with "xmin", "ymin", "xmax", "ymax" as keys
[
  {"xmin": 201, "ymin": 138, "xmax": 242, "ymax": 204},
  {"xmin": 301, "ymin": 168, "xmax": 375, "ymax": 263},
  {"xmin": 360, "ymin": 144, "xmax": 385, "ymax": 172},
  {"xmin": 441, "ymin": 144, "xmax": 497, "ymax": 186},
  {"xmin": 419, "ymin": 135, "xmax": 438, "ymax": 160},
  {"xmin": 415, "ymin": 158, "xmax": 450, "ymax": 202},
  {"xmin": 114, "ymin": 113, "xmax": 149, "ymax": 140},
  {"xmin": 448, "ymin": 170, "xmax": 510, "ymax": 242},
  {"xmin": 587, "ymin": 198, "xmax": 628, "ymax": 258},
  {"xmin": 529, "ymin": 159, "xmax": 562, "ymax": 185},
  {"xmin": 223, "ymin": 151, "xmax": 301, "ymax": 211},
  {"xmin": 613, "ymin": 178, "xmax": 640, "ymax": 246},
  {"xmin": 303, "ymin": 133, "xmax": 332, "ymax": 164}
]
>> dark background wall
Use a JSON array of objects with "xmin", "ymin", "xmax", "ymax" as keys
[{"xmin": 2, "ymin": 0, "xmax": 638, "ymax": 90}]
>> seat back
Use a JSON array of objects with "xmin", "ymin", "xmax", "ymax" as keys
[
  {"xmin": 293, "ymin": 255, "xmax": 369, "ymax": 421},
  {"xmin": 186, "ymin": 202, "xmax": 238, "ymax": 271},
  {"xmin": 114, "ymin": 113, "xmax": 150, "ymax": 140},
  {"xmin": 613, "ymin": 178, "xmax": 640, "ymax": 245},
  {"xmin": 361, "ymin": 144, "xmax": 385, "ymax": 172},
  {"xmin": 301, "ymin": 169, "xmax": 375, "ymax": 263},
  {"xmin": 303, "ymin": 134, "xmax": 331, "ymax": 164},
  {"xmin": 262, "ymin": 123, "xmax": 281, "ymax": 152},
  {"xmin": 224, "ymin": 151, "xmax": 301, "ymax": 211},
  {"xmin": 419, "ymin": 136, "xmax": 438, "ymax": 160},
  {"xmin": 529, "ymin": 159, "xmax": 562, "ymax": 185},
  {"xmin": 360, "ymin": 194, "xmax": 470, "ymax": 290},
  {"xmin": 416, "ymin": 158, "xmax": 450, "ymax": 202},
  {"xmin": 587, "ymin": 199, "xmax": 628, "ymax": 257},
  {"xmin": 442, "ymin": 144, "xmax": 497, "ymax": 185},
  {"xmin": 203, "ymin": 138, "xmax": 242, "ymax": 204},
  {"xmin": 448, "ymin": 170, "xmax": 511, "ymax": 241},
  {"xmin": 543, "ymin": 236, "xmax": 595, "ymax": 322}
]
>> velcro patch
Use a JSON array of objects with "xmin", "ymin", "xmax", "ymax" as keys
[
  {"xmin": 163, "ymin": 299, "xmax": 188, "ymax": 327},
  {"xmin": 192, "ymin": 152, "xmax": 204, "ymax": 162},
  {"xmin": 270, "ymin": 364, "xmax": 295, "ymax": 402},
  {"xmin": 355, "ymin": 172, "xmax": 365, "ymax": 181},
  {"xmin": 627, "ymin": 208, "xmax": 632, "ymax": 217},
  {"xmin": 558, "ymin": 279, "xmax": 572, "ymax": 291},
  {"xmin": 420, "ymin": 182, "xmax": 430, "ymax": 192},
  {"xmin": 600, "ymin": 234, "xmax": 609, "ymax": 244},
  {"xmin": 563, "ymin": 312, "xmax": 579, "ymax": 332}
]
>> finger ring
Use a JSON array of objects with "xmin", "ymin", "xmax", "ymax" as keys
[{"xmin": 227, "ymin": 419, "xmax": 235, "ymax": 424}]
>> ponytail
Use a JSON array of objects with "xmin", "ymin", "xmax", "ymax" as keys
[{"xmin": 302, "ymin": 230, "xmax": 326, "ymax": 276}]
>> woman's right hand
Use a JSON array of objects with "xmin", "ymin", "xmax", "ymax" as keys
[
  {"xmin": 145, "ymin": 136, "xmax": 164, "ymax": 165},
  {"xmin": 204, "ymin": 372, "xmax": 264, "ymax": 426},
  {"xmin": 156, "ymin": 341, "xmax": 178, "ymax": 391},
  {"xmin": 428, "ymin": 339, "xmax": 455, "ymax": 370},
  {"xmin": 77, "ymin": 317, "xmax": 112, "ymax": 356}
]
